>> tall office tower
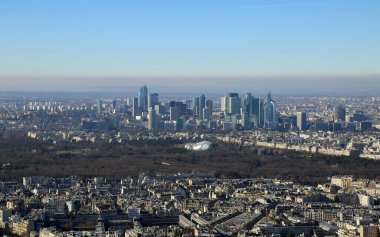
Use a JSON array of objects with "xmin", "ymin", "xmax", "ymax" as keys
[
  {"xmin": 244, "ymin": 93, "xmax": 253, "ymax": 113},
  {"xmin": 199, "ymin": 94, "xmax": 206, "ymax": 119},
  {"xmin": 132, "ymin": 97, "xmax": 139, "ymax": 118},
  {"xmin": 241, "ymin": 110, "xmax": 250, "ymax": 130},
  {"xmin": 148, "ymin": 108, "xmax": 157, "ymax": 131},
  {"xmin": 264, "ymin": 92, "xmax": 277, "ymax": 129},
  {"xmin": 251, "ymin": 97, "xmax": 264, "ymax": 128},
  {"xmin": 334, "ymin": 105, "xmax": 346, "ymax": 122},
  {"xmin": 193, "ymin": 96, "xmax": 200, "ymax": 116},
  {"xmin": 297, "ymin": 111, "xmax": 307, "ymax": 131},
  {"xmin": 228, "ymin": 93, "xmax": 241, "ymax": 115},
  {"xmin": 176, "ymin": 101, "xmax": 187, "ymax": 116},
  {"xmin": 170, "ymin": 107, "xmax": 179, "ymax": 121},
  {"xmin": 202, "ymin": 107, "xmax": 211, "ymax": 120},
  {"xmin": 221, "ymin": 96, "xmax": 228, "ymax": 114},
  {"xmin": 148, "ymin": 93, "xmax": 159, "ymax": 109},
  {"xmin": 138, "ymin": 85, "xmax": 148, "ymax": 111},
  {"xmin": 97, "ymin": 99, "xmax": 103, "ymax": 115},
  {"xmin": 206, "ymin": 99, "xmax": 213, "ymax": 112},
  {"xmin": 172, "ymin": 101, "xmax": 181, "ymax": 115},
  {"xmin": 221, "ymin": 93, "xmax": 241, "ymax": 115}
]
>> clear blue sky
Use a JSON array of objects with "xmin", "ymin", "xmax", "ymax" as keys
[{"xmin": 0, "ymin": 0, "xmax": 379, "ymax": 91}]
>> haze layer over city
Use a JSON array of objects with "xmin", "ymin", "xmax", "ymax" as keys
[{"xmin": 0, "ymin": 1, "xmax": 380, "ymax": 237}]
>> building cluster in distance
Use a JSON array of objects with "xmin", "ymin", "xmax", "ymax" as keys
[
  {"xmin": 0, "ymin": 174, "xmax": 379, "ymax": 237},
  {"xmin": 126, "ymin": 85, "xmax": 378, "ymax": 133},
  {"xmin": 131, "ymin": 86, "xmax": 280, "ymax": 131},
  {"xmin": 1, "ymin": 86, "xmax": 380, "ymax": 159}
]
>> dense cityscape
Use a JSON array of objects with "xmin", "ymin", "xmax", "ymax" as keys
[
  {"xmin": 1, "ymin": 0, "xmax": 380, "ymax": 236},
  {"xmin": 0, "ymin": 173, "xmax": 379, "ymax": 237},
  {"xmin": 1, "ymin": 86, "xmax": 380, "ymax": 159},
  {"xmin": 0, "ymin": 87, "xmax": 380, "ymax": 236}
]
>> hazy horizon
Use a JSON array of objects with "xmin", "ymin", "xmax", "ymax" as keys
[
  {"xmin": 1, "ymin": 0, "xmax": 379, "ymax": 92},
  {"xmin": 1, "ymin": 76, "xmax": 379, "ymax": 96}
]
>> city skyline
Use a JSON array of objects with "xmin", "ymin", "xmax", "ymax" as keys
[
  {"xmin": 0, "ymin": 0, "xmax": 380, "ymax": 91},
  {"xmin": 1, "ymin": 1, "xmax": 380, "ymax": 235}
]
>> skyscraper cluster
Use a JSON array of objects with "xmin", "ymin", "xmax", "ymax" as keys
[
  {"xmin": 131, "ymin": 86, "xmax": 283, "ymax": 131},
  {"xmin": 132, "ymin": 86, "xmax": 213, "ymax": 131},
  {"xmin": 192, "ymin": 94, "xmax": 212, "ymax": 121},
  {"xmin": 221, "ymin": 92, "xmax": 278, "ymax": 129}
]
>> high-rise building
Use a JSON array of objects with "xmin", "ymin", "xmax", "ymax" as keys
[
  {"xmin": 148, "ymin": 108, "xmax": 157, "ymax": 131},
  {"xmin": 334, "ymin": 105, "xmax": 346, "ymax": 122},
  {"xmin": 202, "ymin": 107, "xmax": 211, "ymax": 121},
  {"xmin": 297, "ymin": 111, "xmax": 307, "ymax": 131},
  {"xmin": 206, "ymin": 99, "xmax": 213, "ymax": 112},
  {"xmin": 221, "ymin": 96, "xmax": 228, "ymax": 114},
  {"xmin": 132, "ymin": 97, "xmax": 139, "ymax": 118},
  {"xmin": 240, "ymin": 110, "xmax": 250, "ymax": 130},
  {"xmin": 96, "ymin": 99, "xmax": 103, "ymax": 115},
  {"xmin": 221, "ymin": 93, "xmax": 241, "ymax": 115},
  {"xmin": 199, "ymin": 94, "xmax": 206, "ymax": 119},
  {"xmin": 138, "ymin": 85, "xmax": 148, "ymax": 111},
  {"xmin": 148, "ymin": 93, "xmax": 159, "ymax": 109},
  {"xmin": 251, "ymin": 97, "xmax": 264, "ymax": 128},
  {"xmin": 244, "ymin": 93, "xmax": 253, "ymax": 114},
  {"xmin": 264, "ymin": 93, "xmax": 277, "ymax": 129},
  {"xmin": 170, "ymin": 107, "xmax": 179, "ymax": 121},
  {"xmin": 229, "ymin": 93, "xmax": 241, "ymax": 115},
  {"xmin": 205, "ymin": 99, "xmax": 213, "ymax": 120},
  {"xmin": 193, "ymin": 96, "xmax": 200, "ymax": 117}
]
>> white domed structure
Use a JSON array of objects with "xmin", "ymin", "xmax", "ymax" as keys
[{"xmin": 185, "ymin": 141, "xmax": 212, "ymax": 151}]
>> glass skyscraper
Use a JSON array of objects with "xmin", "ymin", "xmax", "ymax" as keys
[{"xmin": 138, "ymin": 85, "xmax": 148, "ymax": 111}]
